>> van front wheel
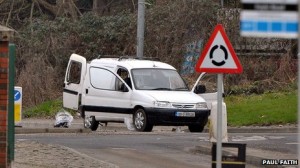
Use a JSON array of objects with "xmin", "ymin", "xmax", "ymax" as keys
[
  {"xmin": 89, "ymin": 116, "xmax": 99, "ymax": 131},
  {"xmin": 133, "ymin": 108, "xmax": 153, "ymax": 132},
  {"xmin": 83, "ymin": 115, "xmax": 91, "ymax": 128}
]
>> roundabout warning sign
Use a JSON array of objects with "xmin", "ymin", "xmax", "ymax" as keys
[
  {"xmin": 195, "ymin": 24, "xmax": 243, "ymax": 74},
  {"xmin": 210, "ymin": 45, "xmax": 228, "ymax": 66},
  {"xmin": 195, "ymin": 24, "xmax": 243, "ymax": 168}
]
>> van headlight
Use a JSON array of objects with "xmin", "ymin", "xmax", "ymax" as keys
[
  {"xmin": 154, "ymin": 101, "xmax": 172, "ymax": 108},
  {"xmin": 196, "ymin": 102, "xmax": 207, "ymax": 109}
]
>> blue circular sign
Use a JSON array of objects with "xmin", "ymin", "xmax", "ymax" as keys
[{"xmin": 14, "ymin": 90, "xmax": 21, "ymax": 101}]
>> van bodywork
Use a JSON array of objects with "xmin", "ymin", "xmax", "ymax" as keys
[{"xmin": 63, "ymin": 54, "xmax": 212, "ymax": 132}]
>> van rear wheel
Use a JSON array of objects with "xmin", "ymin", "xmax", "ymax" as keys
[{"xmin": 133, "ymin": 108, "xmax": 153, "ymax": 132}]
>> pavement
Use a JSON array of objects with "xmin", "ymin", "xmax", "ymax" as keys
[{"xmin": 11, "ymin": 118, "xmax": 298, "ymax": 168}]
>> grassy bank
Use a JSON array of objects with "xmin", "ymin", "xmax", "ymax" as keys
[
  {"xmin": 226, "ymin": 91, "xmax": 297, "ymax": 126},
  {"xmin": 23, "ymin": 99, "xmax": 75, "ymax": 118}
]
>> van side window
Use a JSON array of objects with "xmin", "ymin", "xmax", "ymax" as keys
[
  {"xmin": 117, "ymin": 68, "xmax": 132, "ymax": 89},
  {"xmin": 67, "ymin": 61, "xmax": 81, "ymax": 84},
  {"xmin": 90, "ymin": 67, "xmax": 120, "ymax": 90}
]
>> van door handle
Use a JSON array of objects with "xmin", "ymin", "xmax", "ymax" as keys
[{"xmin": 86, "ymin": 89, "xmax": 88, "ymax": 94}]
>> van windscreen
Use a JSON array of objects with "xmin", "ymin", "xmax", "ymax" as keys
[{"xmin": 131, "ymin": 69, "xmax": 189, "ymax": 91}]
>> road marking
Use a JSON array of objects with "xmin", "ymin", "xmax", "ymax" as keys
[
  {"xmin": 197, "ymin": 135, "xmax": 289, "ymax": 142},
  {"xmin": 112, "ymin": 148, "xmax": 136, "ymax": 150},
  {"xmin": 197, "ymin": 137, "xmax": 209, "ymax": 141},
  {"xmin": 268, "ymin": 136, "xmax": 285, "ymax": 140},
  {"xmin": 286, "ymin": 142, "xmax": 299, "ymax": 145},
  {"xmin": 232, "ymin": 136, "xmax": 266, "ymax": 142},
  {"xmin": 16, "ymin": 139, "xmax": 28, "ymax": 141}
]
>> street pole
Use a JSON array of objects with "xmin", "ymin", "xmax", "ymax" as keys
[
  {"xmin": 137, "ymin": 0, "xmax": 145, "ymax": 58},
  {"xmin": 8, "ymin": 43, "xmax": 16, "ymax": 163},
  {"xmin": 216, "ymin": 73, "xmax": 223, "ymax": 168},
  {"xmin": 220, "ymin": 0, "xmax": 223, "ymax": 8},
  {"xmin": 297, "ymin": 0, "xmax": 300, "ymax": 163}
]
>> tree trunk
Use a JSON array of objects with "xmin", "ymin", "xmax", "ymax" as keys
[
  {"xmin": 93, "ymin": 0, "xmax": 99, "ymax": 12},
  {"xmin": 36, "ymin": 0, "xmax": 57, "ymax": 16},
  {"xmin": 93, "ymin": 0, "xmax": 111, "ymax": 15},
  {"xmin": 57, "ymin": 0, "xmax": 79, "ymax": 20},
  {"xmin": 36, "ymin": 0, "xmax": 80, "ymax": 20}
]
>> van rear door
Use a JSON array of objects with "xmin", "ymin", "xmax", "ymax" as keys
[
  {"xmin": 192, "ymin": 72, "xmax": 220, "ymax": 109},
  {"xmin": 63, "ymin": 54, "xmax": 86, "ymax": 110}
]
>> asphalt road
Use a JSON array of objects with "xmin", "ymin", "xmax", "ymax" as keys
[
  {"xmin": 16, "ymin": 131, "xmax": 297, "ymax": 168},
  {"xmin": 17, "ymin": 132, "xmax": 211, "ymax": 168},
  {"xmin": 197, "ymin": 132, "xmax": 298, "ymax": 154}
]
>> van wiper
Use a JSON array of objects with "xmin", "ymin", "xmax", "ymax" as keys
[
  {"xmin": 151, "ymin": 88, "xmax": 172, "ymax": 90},
  {"xmin": 174, "ymin": 87, "xmax": 189, "ymax": 91}
]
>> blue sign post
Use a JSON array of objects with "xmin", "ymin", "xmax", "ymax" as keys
[{"xmin": 13, "ymin": 87, "xmax": 22, "ymax": 125}]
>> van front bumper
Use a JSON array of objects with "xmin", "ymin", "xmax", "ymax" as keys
[{"xmin": 144, "ymin": 108, "xmax": 210, "ymax": 126}]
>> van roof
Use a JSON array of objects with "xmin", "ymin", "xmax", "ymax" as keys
[{"xmin": 90, "ymin": 58, "xmax": 176, "ymax": 70}]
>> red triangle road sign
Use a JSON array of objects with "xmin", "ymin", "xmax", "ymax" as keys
[{"xmin": 195, "ymin": 24, "xmax": 243, "ymax": 74}]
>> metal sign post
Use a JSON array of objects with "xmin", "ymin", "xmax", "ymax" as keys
[
  {"xmin": 8, "ymin": 43, "xmax": 16, "ymax": 163},
  {"xmin": 195, "ymin": 24, "xmax": 243, "ymax": 168},
  {"xmin": 137, "ymin": 0, "xmax": 145, "ymax": 58},
  {"xmin": 216, "ymin": 73, "xmax": 223, "ymax": 168}
]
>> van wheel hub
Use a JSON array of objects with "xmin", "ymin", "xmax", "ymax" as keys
[
  {"xmin": 84, "ymin": 116, "xmax": 92, "ymax": 128},
  {"xmin": 135, "ymin": 111, "xmax": 145, "ymax": 129},
  {"xmin": 133, "ymin": 108, "xmax": 153, "ymax": 132}
]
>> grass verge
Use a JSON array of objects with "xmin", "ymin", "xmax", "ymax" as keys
[
  {"xmin": 23, "ymin": 99, "xmax": 76, "ymax": 118},
  {"xmin": 226, "ymin": 91, "xmax": 297, "ymax": 126}
]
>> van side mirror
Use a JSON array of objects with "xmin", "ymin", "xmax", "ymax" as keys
[
  {"xmin": 120, "ymin": 83, "xmax": 129, "ymax": 92},
  {"xmin": 194, "ymin": 85, "xmax": 206, "ymax": 94}
]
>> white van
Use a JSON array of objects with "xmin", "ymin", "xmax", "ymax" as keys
[{"xmin": 63, "ymin": 53, "xmax": 212, "ymax": 132}]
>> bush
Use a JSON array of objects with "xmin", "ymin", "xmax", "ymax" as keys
[{"xmin": 6, "ymin": 0, "xmax": 297, "ymax": 108}]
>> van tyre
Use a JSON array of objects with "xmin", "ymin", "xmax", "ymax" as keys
[
  {"xmin": 90, "ymin": 116, "xmax": 99, "ymax": 131},
  {"xmin": 188, "ymin": 124, "xmax": 205, "ymax": 133},
  {"xmin": 133, "ymin": 108, "xmax": 153, "ymax": 132}
]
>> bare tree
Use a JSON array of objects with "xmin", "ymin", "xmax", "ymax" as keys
[
  {"xmin": 92, "ymin": 0, "xmax": 137, "ymax": 15},
  {"xmin": 93, "ymin": 0, "xmax": 111, "ymax": 15},
  {"xmin": 35, "ymin": 0, "xmax": 82, "ymax": 20}
]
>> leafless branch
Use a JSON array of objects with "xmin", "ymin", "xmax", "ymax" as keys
[
  {"xmin": 6, "ymin": 0, "xmax": 14, "ymax": 26},
  {"xmin": 30, "ymin": 1, "xmax": 34, "ymax": 34}
]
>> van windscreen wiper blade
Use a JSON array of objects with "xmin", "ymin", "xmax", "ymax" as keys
[
  {"xmin": 174, "ymin": 87, "xmax": 189, "ymax": 91},
  {"xmin": 151, "ymin": 88, "xmax": 172, "ymax": 90}
]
